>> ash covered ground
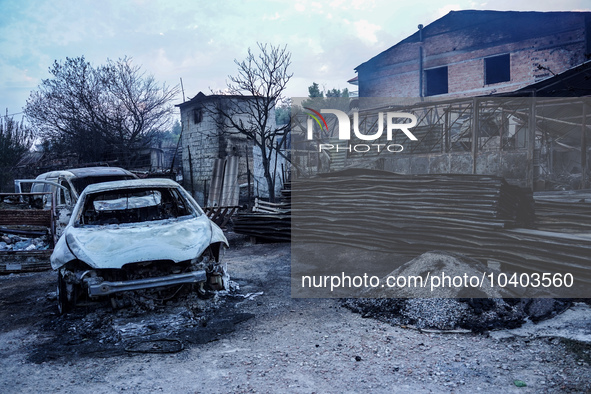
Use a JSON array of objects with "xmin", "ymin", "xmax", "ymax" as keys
[{"xmin": 0, "ymin": 235, "xmax": 590, "ymax": 393}]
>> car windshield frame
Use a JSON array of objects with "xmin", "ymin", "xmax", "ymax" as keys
[{"xmin": 74, "ymin": 186, "xmax": 198, "ymax": 227}]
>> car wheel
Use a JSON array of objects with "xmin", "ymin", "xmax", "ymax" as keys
[{"xmin": 57, "ymin": 271, "xmax": 73, "ymax": 315}]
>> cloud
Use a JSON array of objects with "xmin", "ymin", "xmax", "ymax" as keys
[
  {"xmin": 263, "ymin": 12, "xmax": 282, "ymax": 20},
  {"xmin": 353, "ymin": 20, "xmax": 382, "ymax": 44},
  {"xmin": 294, "ymin": 1, "xmax": 306, "ymax": 12},
  {"xmin": 351, "ymin": 0, "xmax": 376, "ymax": 9},
  {"xmin": 329, "ymin": 0, "xmax": 376, "ymax": 10},
  {"xmin": 4, "ymin": 0, "xmax": 591, "ymax": 114}
]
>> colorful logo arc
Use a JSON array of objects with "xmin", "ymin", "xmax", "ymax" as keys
[{"xmin": 304, "ymin": 107, "xmax": 329, "ymax": 135}]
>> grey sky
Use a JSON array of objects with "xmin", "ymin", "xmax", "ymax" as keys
[{"xmin": 1, "ymin": 0, "xmax": 589, "ymax": 121}]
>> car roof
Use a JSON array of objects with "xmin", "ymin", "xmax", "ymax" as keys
[
  {"xmin": 82, "ymin": 178, "xmax": 181, "ymax": 194},
  {"xmin": 65, "ymin": 167, "xmax": 135, "ymax": 177},
  {"xmin": 35, "ymin": 167, "xmax": 135, "ymax": 179}
]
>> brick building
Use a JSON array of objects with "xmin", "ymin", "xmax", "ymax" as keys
[
  {"xmin": 355, "ymin": 10, "xmax": 591, "ymax": 98},
  {"xmin": 292, "ymin": 11, "xmax": 591, "ymax": 190}
]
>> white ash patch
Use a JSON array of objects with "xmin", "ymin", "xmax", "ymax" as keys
[{"xmin": 346, "ymin": 251, "xmax": 571, "ymax": 331}]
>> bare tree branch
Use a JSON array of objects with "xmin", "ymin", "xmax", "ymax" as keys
[
  {"xmin": 209, "ymin": 43, "xmax": 292, "ymax": 201},
  {"xmin": 24, "ymin": 56, "xmax": 179, "ymax": 166}
]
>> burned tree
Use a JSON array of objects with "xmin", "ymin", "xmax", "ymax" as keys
[
  {"xmin": 213, "ymin": 43, "xmax": 292, "ymax": 202},
  {"xmin": 0, "ymin": 114, "xmax": 33, "ymax": 191},
  {"xmin": 25, "ymin": 56, "xmax": 179, "ymax": 167}
]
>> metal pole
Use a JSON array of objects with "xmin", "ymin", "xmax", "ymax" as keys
[
  {"xmin": 418, "ymin": 24, "xmax": 424, "ymax": 99},
  {"xmin": 526, "ymin": 97, "xmax": 536, "ymax": 189},
  {"xmin": 472, "ymin": 98, "xmax": 479, "ymax": 174}
]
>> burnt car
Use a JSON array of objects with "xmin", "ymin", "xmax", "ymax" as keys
[
  {"xmin": 51, "ymin": 178, "xmax": 228, "ymax": 314},
  {"xmin": 15, "ymin": 166, "xmax": 139, "ymax": 239},
  {"xmin": 16, "ymin": 166, "xmax": 138, "ymax": 208}
]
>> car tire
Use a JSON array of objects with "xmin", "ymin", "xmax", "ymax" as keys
[{"xmin": 57, "ymin": 271, "xmax": 73, "ymax": 315}]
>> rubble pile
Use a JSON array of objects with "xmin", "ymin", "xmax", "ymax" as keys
[
  {"xmin": 0, "ymin": 234, "xmax": 51, "ymax": 252},
  {"xmin": 345, "ymin": 251, "xmax": 571, "ymax": 332},
  {"xmin": 346, "ymin": 296, "xmax": 571, "ymax": 332}
]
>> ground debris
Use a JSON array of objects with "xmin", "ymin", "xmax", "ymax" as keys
[
  {"xmin": 124, "ymin": 338, "xmax": 184, "ymax": 353},
  {"xmin": 344, "ymin": 251, "xmax": 571, "ymax": 332},
  {"xmin": 0, "ymin": 233, "xmax": 51, "ymax": 251},
  {"xmin": 26, "ymin": 281, "xmax": 253, "ymax": 363},
  {"xmin": 1, "ymin": 242, "xmax": 591, "ymax": 392}
]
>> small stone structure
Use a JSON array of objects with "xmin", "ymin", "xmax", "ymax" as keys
[{"xmin": 177, "ymin": 92, "xmax": 283, "ymax": 206}]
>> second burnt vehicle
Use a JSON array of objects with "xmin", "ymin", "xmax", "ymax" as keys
[
  {"xmin": 15, "ymin": 167, "xmax": 139, "ymax": 238},
  {"xmin": 16, "ymin": 166, "xmax": 138, "ymax": 208},
  {"xmin": 51, "ymin": 178, "xmax": 229, "ymax": 314}
]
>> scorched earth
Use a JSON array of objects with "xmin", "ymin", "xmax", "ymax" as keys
[{"xmin": 0, "ymin": 235, "xmax": 590, "ymax": 393}]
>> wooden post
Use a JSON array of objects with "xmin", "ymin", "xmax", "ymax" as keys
[
  {"xmin": 472, "ymin": 98, "xmax": 479, "ymax": 174},
  {"xmin": 188, "ymin": 148, "xmax": 194, "ymax": 196},
  {"xmin": 581, "ymin": 102, "xmax": 587, "ymax": 189}
]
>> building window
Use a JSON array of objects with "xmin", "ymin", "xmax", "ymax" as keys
[
  {"xmin": 193, "ymin": 108, "xmax": 203, "ymax": 124},
  {"xmin": 485, "ymin": 54, "xmax": 510, "ymax": 85},
  {"xmin": 425, "ymin": 66, "xmax": 448, "ymax": 96}
]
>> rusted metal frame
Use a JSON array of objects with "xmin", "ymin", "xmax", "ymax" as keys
[
  {"xmin": 533, "ymin": 117, "xmax": 555, "ymax": 173},
  {"xmin": 499, "ymin": 101, "xmax": 527, "ymax": 150},
  {"xmin": 406, "ymin": 105, "xmax": 448, "ymax": 154},
  {"xmin": 440, "ymin": 104, "xmax": 471, "ymax": 148},
  {"xmin": 528, "ymin": 100, "xmax": 591, "ymax": 160},
  {"xmin": 359, "ymin": 95, "xmax": 475, "ymax": 114},
  {"xmin": 448, "ymin": 103, "xmax": 474, "ymax": 152},
  {"xmin": 480, "ymin": 98, "xmax": 529, "ymax": 151},
  {"xmin": 408, "ymin": 107, "xmax": 432, "ymax": 154},
  {"xmin": 543, "ymin": 121, "xmax": 581, "ymax": 146},
  {"xmin": 500, "ymin": 105, "xmax": 505, "ymax": 152},
  {"xmin": 409, "ymin": 106, "xmax": 446, "ymax": 154},
  {"xmin": 290, "ymin": 114, "xmax": 307, "ymax": 143},
  {"xmin": 422, "ymin": 105, "xmax": 451, "ymax": 154},
  {"xmin": 499, "ymin": 101, "xmax": 529, "ymax": 150},
  {"xmin": 476, "ymin": 100, "xmax": 505, "ymax": 150}
]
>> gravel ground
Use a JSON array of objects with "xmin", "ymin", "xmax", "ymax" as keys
[{"xmin": 0, "ymin": 236, "xmax": 590, "ymax": 393}]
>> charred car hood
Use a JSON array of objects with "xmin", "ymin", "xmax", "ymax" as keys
[{"xmin": 57, "ymin": 215, "xmax": 226, "ymax": 269}]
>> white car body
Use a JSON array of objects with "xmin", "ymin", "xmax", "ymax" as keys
[{"xmin": 51, "ymin": 178, "xmax": 228, "ymax": 314}]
